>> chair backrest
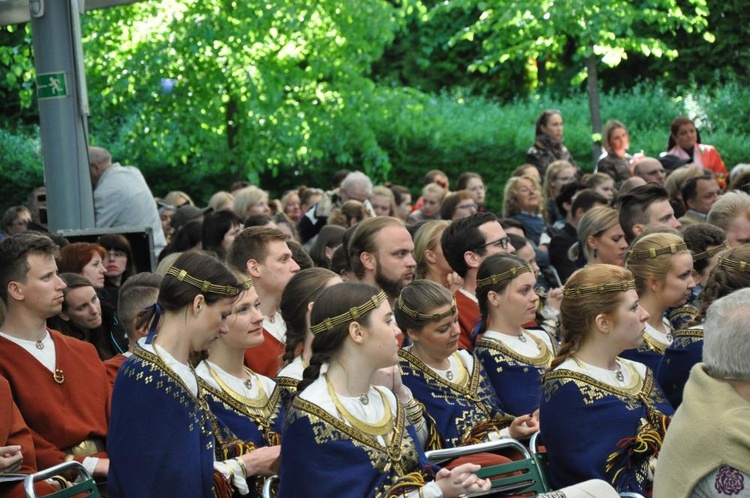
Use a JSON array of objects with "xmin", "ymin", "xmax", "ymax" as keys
[
  {"xmin": 262, "ymin": 475, "xmax": 279, "ymax": 498},
  {"xmin": 529, "ymin": 431, "xmax": 552, "ymax": 491},
  {"xmin": 24, "ymin": 461, "xmax": 100, "ymax": 498},
  {"xmin": 425, "ymin": 438, "xmax": 551, "ymax": 495}
]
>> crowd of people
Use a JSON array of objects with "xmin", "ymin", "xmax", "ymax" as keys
[{"xmin": 0, "ymin": 111, "xmax": 749, "ymax": 497}]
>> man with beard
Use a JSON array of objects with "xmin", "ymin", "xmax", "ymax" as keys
[
  {"xmin": 441, "ymin": 213, "xmax": 515, "ymax": 350},
  {"xmin": 228, "ymin": 226, "xmax": 300, "ymax": 377},
  {"xmin": 347, "ymin": 217, "xmax": 417, "ymax": 304}
]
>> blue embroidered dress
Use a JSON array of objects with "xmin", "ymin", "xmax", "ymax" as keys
[
  {"xmin": 656, "ymin": 324, "xmax": 704, "ymax": 408},
  {"xmin": 278, "ymin": 376, "xmax": 437, "ymax": 498},
  {"xmin": 108, "ymin": 345, "xmax": 247, "ymax": 498},
  {"xmin": 398, "ymin": 349, "xmax": 513, "ymax": 449},
  {"xmin": 540, "ymin": 358, "xmax": 674, "ymax": 494},
  {"xmin": 474, "ymin": 329, "xmax": 556, "ymax": 416}
]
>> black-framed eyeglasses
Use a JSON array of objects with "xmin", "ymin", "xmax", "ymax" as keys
[{"xmin": 474, "ymin": 236, "xmax": 511, "ymax": 251}]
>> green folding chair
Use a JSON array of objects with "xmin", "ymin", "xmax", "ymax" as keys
[
  {"xmin": 425, "ymin": 438, "xmax": 551, "ymax": 495},
  {"xmin": 24, "ymin": 461, "xmax": 100, "ymax": 498},
  {"xmin": 262, "ymin": 475, "xmax": 279, "ymax": 498},
  {"xmin": 529, "ymin": 431, "xmax": 552, "ymax": 491}
]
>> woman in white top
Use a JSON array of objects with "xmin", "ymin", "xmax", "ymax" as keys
[
  {"xmin": 621, "ymin": 231, "xmax": 696, "ymax": 373},
  {"xmin": 278, "ymin": 282, "xmax": 491, "ymax": 498},
  {"xmin": 473, "ymin": 254, "xmax": 557, "ymax": 416},
  {"xmin": 196, "ymin": 273, "xmax": 284, "ymax": 494},
  {"xmin": 108, "ymin": 251, "xmax": 260, "ymax": 497},
  {"xmin": 539, "ymin": 264, "xmax": 674, "ymax": 494}
]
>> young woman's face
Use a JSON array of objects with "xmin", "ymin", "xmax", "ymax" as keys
[
  {"xmin": 422, "ymin": 193, "xmax": 442, "ymax": 218},
  {"xmin": 104, "ymin": 249, "xmax": 128, "ymax": 278},
  {"xmin": 541, "ymin": 113, "xmax": 564, "ymax": 141},
  {"xmin": 609, "ymin": 289, "xmax": 650, "ymax": 352},
  {"xmin": 222, "ymin": 224, "xmax": 243, "ymax": 252},
  {"xmin": 81, "ymin": 252, "xmax": 107, "ymax": 289},
  {"xmin": 515, "ymin": 243, "xmax": 539, "ymax": 275},
  {"xmin": 492, "ymin": 272, "xmax": 539, "ymax": 327},
  {"xmin": 551, "ymin": 167, "xmax": 576, "ymax": 196},
  {"xmin": 607, "ymin": 127, "xmax": 630, "ymax": 156},
  {"xmin": 62, "ymin": 286, "xmax": 102, "ymax": 330},
  {"xmin": 590, "ymin": 224, "xmax": 628, "ymax": 266},
  {"xmin": 408, "ymin": 306, "xmax": 460, "ymax": 362},
  {"xmin": 362, "ymin": 300, "xmax": 401, "ymax": 369},
  {"xmin": 674, "ymin": 123, "xmax": 698, "ymax": 149},
  {"xmin": 466, "ymin": 177, "xmax": 486, "ymax": 206},
  {"xmin": 221, "ymin": 286, "xmax": 264, "ymax": 350},
  {"xmin": 593, "ymin": 179, "xmax": 615, "ymax": 202},
  {"xmin": 428, "ymin": 229, "xmax": 453, "ymax": 275},
  {"xmin": 656, "ymin": 252, "xmax": 696, "ymax": 307},
  {"xmin": 395, "ymin": 194, "xmax": 412, "ymax": 221},
  {"xmin": 370, "ymin": 194, "xmax": 393, "ymax": 217}
]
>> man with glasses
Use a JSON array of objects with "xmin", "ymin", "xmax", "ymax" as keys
[
  {"xmin": 441, "ymin": 213, "xmax": 515, "ymax": 350},
  {"xmin": 633, "ymin": 157, "xmax": 668, "ymax": 185}
]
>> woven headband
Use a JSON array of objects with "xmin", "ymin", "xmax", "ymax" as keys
[
  {"xmin": 476, "ymin": 263, "xmax": 534, "ymax": 289},
  {"xmin": 310, "ymin": 290, "xmax": 388, "ymax": 335},
  {"xmin": 717, "ymin": 255, "xmax": 750, "ymax": 273},
  {"xmin": 165, "ymin": 266, "xmax": 245, "ymax": 296},
  {"xmin": 692, "ymin": 241, "xmax": 729, "ymax": 262},
  {"xmin": 397, "ymin": 297, "xmax": 457, "ymax": 322},
  {"xmin": 627, "ymin": 242, "xmax": 687, "ymax": 261},
  {"xmin": 563, "ymin": 280, "xmax": 636, "ymax": 298}
]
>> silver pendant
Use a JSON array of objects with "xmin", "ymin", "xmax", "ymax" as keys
[
  {"xmin": 615, "ymin": 370, "xmax": 624, "ymax": 382},
  {"xmin": 446, "ymin": 371, "xmax": 454, "ymax": 381},
  {"xmin": 518, "ymin": 334, "xmax": 527, "ymax": 343},
  {"xmin": 359, "ymin": 393, "xmax": 369, "ymax": 405},
  {"xmin": 36, "ymin": 340, "xmax": 44, "ymax": 350},
  {"xmin": 243, "ymin": 378, "xmax": 253, "ymax": 390}
]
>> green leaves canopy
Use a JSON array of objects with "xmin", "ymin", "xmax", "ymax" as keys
[
  {"xmin": 431, "ymin": 0, "xmax": 711, "ymax": 85},
  {"xmin": 83, "ymin": 0, "xmax": 403, "ymax": 184}
]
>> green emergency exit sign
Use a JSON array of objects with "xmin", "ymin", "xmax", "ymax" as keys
[{"xmin": 37, "ymin": 72, "xmax": 68, "ymax": 99}]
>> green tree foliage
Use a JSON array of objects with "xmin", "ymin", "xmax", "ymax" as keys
[
  {"xmin": 424, "ymin": 0, "xmax": 711, "ymax": 164},
  {"xmin": 83, "ymin": 0, "xmax": 404, "ymax": 195},
  {"xmin": 0, "ymin": 24, "xmax": 36, "ymax": 121}
]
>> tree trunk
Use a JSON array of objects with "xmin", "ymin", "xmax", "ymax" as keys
[{"xmin": 585, "ymin": 54, "xmax": 602, "ymax": 170}]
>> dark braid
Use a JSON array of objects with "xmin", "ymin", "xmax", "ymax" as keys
[{"xmin": 297, "ymin": 352, "xmax": 330, "ymax": 393}]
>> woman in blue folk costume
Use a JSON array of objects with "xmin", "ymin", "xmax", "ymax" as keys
[
  {"xmin": 278, "ymin": 282, "xmax": 491, "ymax": 498},
  {"xmin": 540, "ymin": 264, "xmax": 674, "ymax": 494},
  {"xmin": 620, "ymin": 232, "xmax": 696, "ymax": 374},
  {"xmin": 473, "ymin": 254, "xmax": 558, "ymax": 416},
  {"xmin": 195, "ymin": 273, "xmax": 284, "ymax": 496},
  {"xmin": 394, "ymin": 278, "xmax": 538, "ymax": 450},
  {"xmin": 658, "ymin": 245, "xmax": 747, "ymax": 408},
  {"xmin": 108, "ymin": 251, "xmax": 259, "ymax": 498},
  {"xmin": 275, "ymin": 267, "xmax": 342, "ymax": 406}
]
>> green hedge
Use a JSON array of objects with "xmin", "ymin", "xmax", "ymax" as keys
[
  {"xmin": 0, "ymin": 126, "xmax": 43, "ymax": 211},
  {"xmin": 3, "ymin": 81, "xmax": 749, "ymax": 216}
]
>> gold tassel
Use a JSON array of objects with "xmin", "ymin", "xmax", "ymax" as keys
[{"xmin": 386, "ymin": 471, "xmax": 428, "ymax": 497}]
